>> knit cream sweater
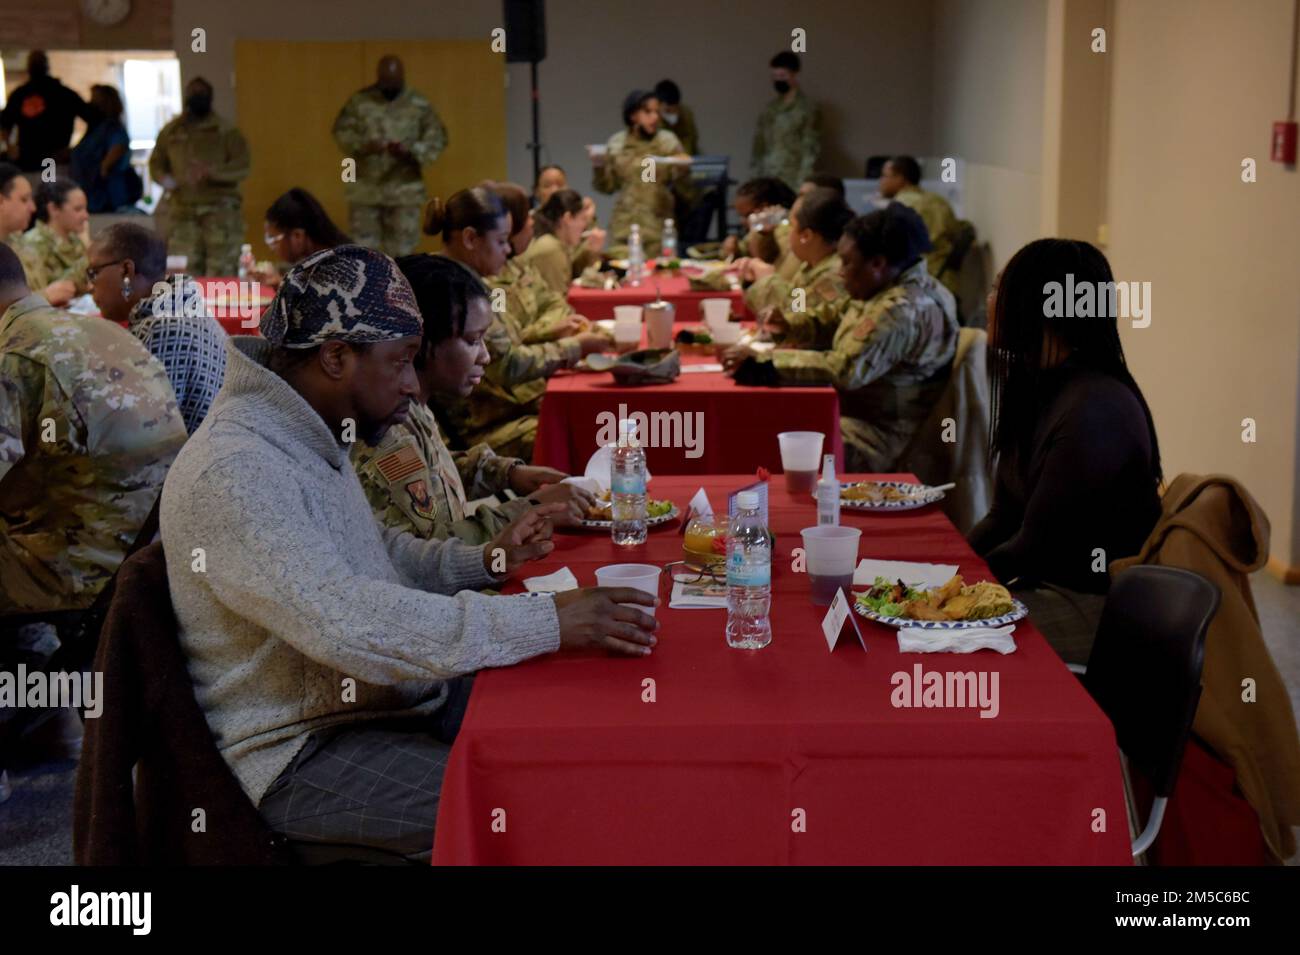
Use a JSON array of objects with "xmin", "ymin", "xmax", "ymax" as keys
[{"xmin": 160, "ymin": 338, "xmax": 560, "ymax": 804}]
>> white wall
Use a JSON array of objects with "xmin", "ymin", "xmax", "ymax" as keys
[
  {"xmin": 1106, "ymin": 0, "xmax": 1300, "ymax": 568},
  {"xmin": 931, "ymin": 0, "xmax": 1049, "ymax": 270}
]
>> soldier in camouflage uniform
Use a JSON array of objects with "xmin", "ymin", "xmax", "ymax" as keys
[
  {"xmin": 0, "ymin": 247, "xmax": 187, "ymax": 618},
  {"xmin": 354, "ymin": 253, "xmax": 592, "ymax": 543},
  {"xmin": 149, "ymin": 77, "xmax": 250, "ymax": 276},
  {"xmin": 725, "ymin": 204, "xmax": 957, "ymax": 472},
  {"xmin": 879, "ymin": 156, "xmax": 960, "ymax": 297},
  {"xmin": 743, "ymin": 188, "xmax": 854, "ymax": 349},
  {"xmin": 333, "ymin": 56, "xmax": 448, "ymax": 258},
  {"xmin": 751, "ymin": 52, "xmax": 820, "ymax": 191},
  {"xmin": 15, "ymin": 179, "xmax": 89, "ymax": 298},
  {"xmin": 592, "ymin": 90, "xmax": 689, "ymax": 258}
]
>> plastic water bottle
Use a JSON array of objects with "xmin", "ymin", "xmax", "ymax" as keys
[
  {"xmin": 238, "ymin": 243, "xmax": 254, "ymax": 279},
  {"xmin": 627, "ymin": 223, "xmax": 645, "ymax": 286},
  {"xmin": 661, "ymin": 218, "xmax": 677, "ymax": 259},
  {"xmin": 816, "ymin": 454, "xmax": 840, "ymax": 526},
  {"xmin": 726, "ymin": 491, "xmax": 772, "ymax": 649},
  {"xmin": 611, "ymin": 419, "xmax": 647, "ymax": 545}
]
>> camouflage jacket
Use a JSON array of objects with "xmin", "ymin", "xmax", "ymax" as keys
[
  {"xmin": 439, "ymin": 257, "xmax": 580, "ymax": 446},
  {"xmin": 352, "ymin": 401, "xmax": 528, "ymax": 544},
  {"xmin": 592, "ymin": 127, "xmax": 685, "ymax": 256},
  {"xmin": 892, "ymin": 187, "xmax": 959, "ymax": 293},
  {"xmin": 0, "ymin": 294, "xmax": 187, "ymax": 614},
  {"xmin": 516, "ymin": 233, "xmax": 574, "ymax": 299},
  {"xmin": 767, "ymin": 261, "xmax": 958, "ymax": 466},
  {"xmin": 751, "ymin": 90, "xmax": 819, "ymax": 189},
  {"xmin": 332, "ymin": 85, "xmax": 448, "ymax": 205},
  {"xmin": 148, "ymin": 111, "xmax": 250, "ymax": 208},
  {"xmin": 746, "ymin": 251, "xmax": 847, "ymax": 349},
  {"xmin": 15, "ymin": 220, "xmax": 89, "ymax": 293}
]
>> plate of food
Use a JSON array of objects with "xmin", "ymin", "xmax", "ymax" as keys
[
  {"xmin": 854, "ymin": 574, "xmax": 1027, "ymax": 630},
  {"xmin": 823, "ymin": 480, "xmax": 948, "ymax": 511},
  {"xmin": 575, "ymin": 491, "xmax": 679, "ymax": 529}
]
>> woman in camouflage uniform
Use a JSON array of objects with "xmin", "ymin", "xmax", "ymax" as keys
[
  {"xmin": 354, "ymin": 254, "xmax": 593, "ymax": 544},
  {"xmin": 15, "ymin": 178, "xmax": 89, "ymax": 306},
  {"xmin": 427, "ymin": 185, "xmax": 605, "ymax": 460},
  {"xmin": 591, "ymin": 90, "xmax": 689, "ymax": 258}
]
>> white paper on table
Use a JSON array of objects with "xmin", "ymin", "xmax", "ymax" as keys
[
  {"xmin": 561, "ymin": 476, "xmax": 601, "ymax": 495},
  {"xmin": 581, "ymin": 443, "xmax": 652, "ymax": 492},
  {"xmin": 897, "ymin": 625, "xmax": 1017, "ymax": 654},
  {"xmin": 523, "ymin": 567, "xmax": 580, "ymax": 593},
  {"xmin": 668, "ymin": 574, "xmax": 728, "ymax": 609},
  {"xmin": 686, "ymin": 487, "xmax": 712, "ymax": 519},
  {"xmin": 854, "ymin": 559, "xmax": 959, "ymax": 589},
  {"xmin": 680, "ymin": 363, "xmax": 724, "ymax": 373}
]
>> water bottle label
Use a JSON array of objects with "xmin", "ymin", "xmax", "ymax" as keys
[
  {"xmin": 727, "ymin": 550, "xmax": 771, "ymax": 587},
  {"xmin": 611, "ymin": 473, "xmax": 646, "ymax": 495}
]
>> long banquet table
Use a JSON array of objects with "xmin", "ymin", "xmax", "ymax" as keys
[{"xmin": 431, "ymin": 473, "xmax": 1132, "ymax": 865}]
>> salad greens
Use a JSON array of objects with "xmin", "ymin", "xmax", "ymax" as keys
[
  {"xmin": 856, "ymin": 576, "xmax": 924, "ymax": 619},
  {"xmin": 647, "ymin": 500, "xmax": 674, "ymax": 518}
]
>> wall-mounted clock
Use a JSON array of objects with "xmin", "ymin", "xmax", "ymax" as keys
[{"xmin": 81, "ymin": 0, "xmax": 132, "ymax": 28}]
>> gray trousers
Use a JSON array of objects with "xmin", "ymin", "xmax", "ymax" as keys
[
  {"xmin": 257, "ymin": 676, "xmax": 474, "ymax": 864},
  {"xmin": 1014, "ymin": 584, "xmax": 1107, "ymax": 667}
]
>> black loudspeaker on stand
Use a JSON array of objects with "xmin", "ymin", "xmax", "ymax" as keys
[{"xmin": 504, "ymin": 0, "xmax": 547, "ymax": 185}]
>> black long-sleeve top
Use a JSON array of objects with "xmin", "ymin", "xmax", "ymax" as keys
[{"xmin": 968, "ymin": 362, "xmax": 1161, "ymax": 594}]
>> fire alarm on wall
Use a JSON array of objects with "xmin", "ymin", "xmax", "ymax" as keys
[{"xmin": 1273, "ymin": 121, "xmax": 1298, "ymax": 164}]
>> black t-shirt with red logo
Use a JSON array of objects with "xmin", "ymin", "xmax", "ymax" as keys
[{"xmin": 1, "ymin": 76, "xmax": 93, "ymax": 172}]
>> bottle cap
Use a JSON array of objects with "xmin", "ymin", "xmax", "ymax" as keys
[
  {"xmin": 619, "ymin": 418, "xmax": 638, "ymax": 433},
  {"xmin": 821, "ymin": 453, "xmax": 836, "ymax": 481},
  {"xmin": 665, "ymin": 218, "xmax": 675, "ymax": 227},
  {"xmin": 737, "ymin": 491, "xmax": 759, "ymax": 510}
]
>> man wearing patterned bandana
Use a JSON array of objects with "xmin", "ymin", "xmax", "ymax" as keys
[{"xmin": 161, "ymin": 243, "xmax": 658, "ymax": 862}]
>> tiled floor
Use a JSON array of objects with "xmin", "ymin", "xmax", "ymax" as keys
[{"xmin": 3, "ymin": 572, "xmax": 1298, "ymax": 866}]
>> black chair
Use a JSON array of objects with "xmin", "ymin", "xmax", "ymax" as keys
[{"xmin": 1070, "ymin": 565, "xmax": 1220, "ymax": 858}]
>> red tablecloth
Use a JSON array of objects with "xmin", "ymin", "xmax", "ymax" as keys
[
  {"xmin": 533, "ymin": 352, "xmax": 845, "ymax": 475},
  {"xmin": 194, "ymin": 276, "xmax": 271, "ymax": 336},
  {"xmin": 568, "ymin": 272, "xmax": 747, "ymax": 324},
  {"xmin": 431, "ymin": 474, "xmax": 1132, "ymax": 865}
]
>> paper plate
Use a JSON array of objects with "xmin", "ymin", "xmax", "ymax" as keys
[
  {"xmin": 818, "ymin": 480, "xmax": 947, "ymax": 512},
  {"xmin": 853, "ymin": 598, "xmax": 1028, "ymax": 630},
  {"xmin": 575, "ymin": 505, "xmax": 680, "ymax": 530}
]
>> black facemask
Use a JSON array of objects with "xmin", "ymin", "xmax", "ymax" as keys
[
  {"xmin": 773, "ymin": 80, "xmax": 791, "ymax": 95},
  {"xmin": 186, "ymin": 94, "xmax": 212, "ymax": 117},
  {"xmin": 381, "ymin": 87, "xmax": 401, "ymax": 101}
]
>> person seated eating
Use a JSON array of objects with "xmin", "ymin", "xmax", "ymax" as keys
[
  {"xmin": 967, "ymin": 238, "xmax": 1163, "ymax": 664},
  {"xmin": 429, "ymin": 184, "xmax": 605, "ymax": 461},
  {"xmin": 252, "ymin": 187, "xmax": 351, "ymax": 288},
  {"xmin": 87, "ymin": 222, "xmax": 227, "ymax": 433},
  {"xmin": 15, "ymin": 179, "xmax": 90, "ymax": 306},
  {"xmin": 879, "ymin": 155, "xmax": 960, "ymax": 296},
  {"xmin": 742, "ymin": 186, "xmax": 853, "ymax": 348},
  {"xmin": 517, "ymin": 187, "xmax": 604, "ymax": 296},
  {"xmin": 161, "ymin": 244, "xmax": 659, "ymax": 863},
  {"xmin": 721, "ymin": 176, "xmax": 797, "ymax": 263},
  {"xmin": 354, "ymin": 253, "xmax": 594, "ymax": 544},
  {"xmin": 724, "ymin": 203, "xmax": 958, "ymax": 473}
]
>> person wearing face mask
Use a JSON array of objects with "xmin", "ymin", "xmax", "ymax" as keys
[
  {"xmin": 591, "ymin": 90, "xmax": 690, "ymax": 258},
  {"xmin": 333, "ymin": 55, "xmax": 448, "ymax": 258},
  {"xmin": 354, "ymin": 254, "xmax": 593, "ymax": 545},
  {"xmin": 0, "ymin": 51, "xmax": 95, "ymax": 173},
  {"xmin": 251, "ymin": 188, "xmax": 352, "ymax": 288},
  {"xmin": 751, "ymin": 51, "xmax": 820, "ymax": 191},
  {"xmin": 149, "ymin": 77, "xmax": 250, "ymax": 276},
  {"xmin": 653, "ymin": 79, "xmax": 699, "ymax": 155},
  {"xmin": 725, "ymin": 203, "xmax": 957, "ymax": 473},
  {"xmin": 426, "ymin": 185, "xmax": 605, "ymax": 460},
  {"xmin": 14, "ymin": 178, "xmax": 90, "ymax": 306}
]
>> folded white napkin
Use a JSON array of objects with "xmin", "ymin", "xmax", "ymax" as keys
[
  {"xmin": 680, "ymin": 363, "xmax": 724, "ymax": 373},
  {"xmin": 523, "ymin": 567, "xmax": 580, "ymax": 593},
  {"xmin": 897, "ymin": 625, "xmax": 1017, "ymax": 654},
  {"xmin": 561, "ymin": 476, "xmax": 601, "ymax": 495},
  {"xmin": 582, "ymin": 444, "xmax": 653, "ymax": 492},
  {"xmin": 668, "ymin": 574, "xmax": 729, "ymax": 609},
  {"xmin": 854, "ymin": 559, "xmax": 959, "ymax": 589}
]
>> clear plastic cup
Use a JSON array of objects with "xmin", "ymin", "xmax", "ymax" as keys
[
  {"xmin": 800, "ymin": 526, "xmax": 862, "ymax": 605},
  {"xmin": 613, "ymin": 305, "xmax": 642, "ymax": 351},
  {"xmin": 711, "ymin": 320, "xmax": 741, "ymax": 345},
  {"xmin": 700, "ymin": 298, "xmax": 732, "ymax": 330},
  {"xmin": 595, "ymin": 563, "xmax": 662, "ymax": 617},
  {"xmin": 644, "ymin": 302, "xmax": 674, "ymax": 348},
  {"xmin": 778, "ymin": 431, "xmax": 825, "ymax": 494}
]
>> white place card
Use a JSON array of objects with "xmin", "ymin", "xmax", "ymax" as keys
[{"xmin": 822, "ymin": 587, "xmax": 867, "ymax": 652}]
